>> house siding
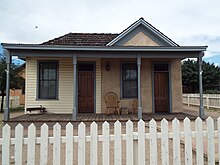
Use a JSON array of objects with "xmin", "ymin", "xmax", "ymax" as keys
[
  {"xmin": 96, "ymin": 59, "xmax": 102, "ymax": 113},
  {"xmin": 25, "ymin": 57, "xmax": 102, "ymax": 114},
  {"xmin": 26, "ymin": 57, "xmax": 182, "ymax": 114},
  {"xmin": 25, "ymin": 58, "xmax": 74, "ymax": 113},
  {"xmin": 101, "ymin": 58, "xmax": 153, "ymax": 114},
  {"xmin": 101, "ymin": 58, "xmax": 183, "ymax": 114},
  {"xmin": 171, "ymin": 59, "xmax": 183, "ymax": 112}
]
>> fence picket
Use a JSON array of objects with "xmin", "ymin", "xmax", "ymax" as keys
[
  {"xmin": 53, "ymin": 123, "xmax": 61, "ymax": 165},
  {"xmin": 207, "ymin": 117, "xmax": 215, "ymax": 164},
  {"xmin": 218, "ymin": 117, "xmax": 220, "ymax": 164},
  {"xmin": 102, "ymin": 121, "xmax": 110, "ymax": 165},
  {"xmin": 172, "ymin": 118, "xmax": 180, "ymax": 165},
  {"xmin": 90, "ymin": 122, "xmax": 98, "ymax": 165},
  {"xmin": 15, "ymin": 124, "xmax": 24, "ymax": 165},
  {"xmin": 65, "ymin": 123, "xmax": 73, "ymax": 165},
  {"xmin": 161, "ymin": 118, "xmax": 169, "ymax": 165},
  {"xmin": 195, "ymin": 117, "xmax": 204, "ymax": 165},
  {"xmin": 78, "ymin": 122, "xmax": 86, "ymax": 165},
  {"xmin": 40, "ymin": 123, "xmax": 49, "ymax": 165},
  {"xmin": 184, "ymin": 117, "xmax": 192, "ymax": 165},
  {"xmin": 149, "ymin": 119, "xmax": 157, "ymax": 165},
  {"xmin": 126, "ymin": 120, "xmax": 133, "ymax": 165},
  {"xmin": 138, "ymin": 120, "xmax": 145, "ymax": 165},
  {"xmin": 27, "ymin": 124, "xmax": 36, "ymax": 165},
  {"xmin": 2, "ymin": 124, "xmax": 11, "ymax": 165},
  {"xmin": 114, "ymin": 121, "xmax": 122, "ymax": 165}
]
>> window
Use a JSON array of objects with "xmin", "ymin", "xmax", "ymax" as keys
[
  {"xmin": 122, "ymin": 63, "xmax": 137, "ymax": 98},
  {"xmin": 154, "ymin": 64, "xmax": 169, "ymax": 72},
  {"xmin": 38, "ymin": 61, "xmax": 58, "ymax": 99}
]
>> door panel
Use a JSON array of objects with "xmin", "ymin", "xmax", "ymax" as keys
[
  {"xmin": 78, "ymin": 72, "xmax": 94, "ymax": 113},
  {"xmin": 154, "ymin": 72, "xmax": 169, "ymax": 112}
]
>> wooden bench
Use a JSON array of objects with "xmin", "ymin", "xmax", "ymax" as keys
[{"xmin": 26, "ymin": 106, "xmax": 46, "ymax": 114}]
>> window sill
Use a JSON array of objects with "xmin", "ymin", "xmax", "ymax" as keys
[
  {"xmin": 36, "ymin": 98, "xmax": 59, "ymax": 101},
  {"xmin": 120, "ymin": 97, "xmax": 138, "ymax": 100}
]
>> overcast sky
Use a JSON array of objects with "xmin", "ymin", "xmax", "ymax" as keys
[{"xmin": 0, "ymin": 0, "xmax": 220, "ymax": 60}]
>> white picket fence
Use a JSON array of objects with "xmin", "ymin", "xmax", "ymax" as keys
[
  {"xmin": 183, "ymin": 93, "xmax": 220, "ymax": 109},
  {"xmin": 0, "ymin": 96, "xmax": 20, "ymax": 108},
  {"xmin": 0, "ymin": 118, "xmax": 219, "ymax": 164}
]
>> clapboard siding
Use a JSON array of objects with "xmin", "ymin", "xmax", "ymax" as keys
[
  {"xmin": 26, "ymin": 58, "xmax": 74, "ymax": 113},
  {"xmin": 96, "ymin": 59, "xmax": 102, "ymax": 113},
  {"xmin": 26, "ymin": 58, "xmax": 102, "ymax": 114}
]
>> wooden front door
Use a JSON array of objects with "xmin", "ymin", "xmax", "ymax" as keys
[
  {"xmin": 78, "ymin": 64, "xmax": 94, "ymax": 113},
  {"xmin": 154, "ymin": 64, "xmax": 169, "ymax": 113}
]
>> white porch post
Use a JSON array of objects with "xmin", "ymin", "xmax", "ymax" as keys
[
  {"xmin": 72, "ymin": 55, "xmax": 77, "ymax": 120},
  {"xmin": 137, "ymin": 56, "xmax": 142, "ymax": 119},
  {"xmin": 198, "ymin": 52, "xmax": 205, "ymax": 118},
  {"xmin": 4, "ymin": 49, "xmax": 11, "ymax": 121}
]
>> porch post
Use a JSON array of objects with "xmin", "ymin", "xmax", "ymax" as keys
[
  {"xmin": 198, "ymin": 52, "xmax": 205, "ymax": 118},
  {"xmin": 72, "ymin": 55, "xmax": 77, "ymax": 120},
  {"xmin": 4, "ymin": 49, "xmax": 11, "ymax": 121},
  {"xmin": 137, "ymin": 56, "xmax": 142, "ymax": 119}
]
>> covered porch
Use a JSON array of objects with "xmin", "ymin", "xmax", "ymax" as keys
[{"xmin": 2, "ymin": 45, "xmax": 207, "ymax": 121}]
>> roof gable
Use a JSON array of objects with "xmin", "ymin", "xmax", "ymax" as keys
[
  {"xmin": 107, "ymin": 18, "xmax": 178, "ymax": 47},
  {"xmin": 123, "ymin": 31, "xmax": 159, "ymax": 46}
]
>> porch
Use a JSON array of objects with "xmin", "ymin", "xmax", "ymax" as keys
[{"xmin": 5, "ymin": 112, "xmax": 197, "ymax": 123}]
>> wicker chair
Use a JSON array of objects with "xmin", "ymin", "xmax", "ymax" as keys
[
  {"xmin": 104, "ymin": 92, "xmax": 120, "ymax": 115},
  {"xmin": 132, "ymin": 99, "xmax": 138, "ymax": 114}
]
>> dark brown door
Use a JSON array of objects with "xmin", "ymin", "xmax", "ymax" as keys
[
  {"xmin": 78, "ymin": 72, "xmax": 94, "ymax": 113},
  {"xmin": 154, "ymin": 64, "xmax": 169, "ymax": 113}
]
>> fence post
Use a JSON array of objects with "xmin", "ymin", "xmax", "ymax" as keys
[
  {"xmin": 206, "ymin": 96, "xmax": 210, "ymax": 109},
  {"xmin": 133, "ymin": 139, "xmax": 138, "ymax": 165},
  {"xmin": 187, "ymin": 95, "xmax": 190, "ymax": 106}
]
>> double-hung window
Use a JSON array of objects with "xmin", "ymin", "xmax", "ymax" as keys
[
  {"xmin": 38, "ymin": 61, "xmax": 58, "ymax": 99},
  {"xmin": 122, "ymin": 63, "xmax": 137, "ymax": 98}
]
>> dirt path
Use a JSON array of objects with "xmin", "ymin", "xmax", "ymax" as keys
[{"xmin": 183, "ymin": 105, "xmax": 220, "ymax": 120}]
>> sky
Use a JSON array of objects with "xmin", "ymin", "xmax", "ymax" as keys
[{"xmin": 0, "ymin": 0, "xmax": 220, "ymax": 65}]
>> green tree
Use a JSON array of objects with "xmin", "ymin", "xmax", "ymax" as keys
[
  {"xmin": 182, "ymin": 59, "xmax": 220, "ymax": 93},
  {"xmin": 0, "ymin": 57, "xmax": 25, "ymax": 113}
]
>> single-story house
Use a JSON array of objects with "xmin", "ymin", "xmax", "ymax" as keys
[{"xmin": 2, "ymin": 18, "xmax": 207, "ymax": 120}]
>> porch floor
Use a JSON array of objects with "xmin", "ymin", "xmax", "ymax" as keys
[{"xmin": 5, "ymin": 112, "xmax": 197, "ymax": 123}]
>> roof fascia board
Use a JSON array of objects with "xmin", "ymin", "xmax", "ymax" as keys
[
  {"xmin": 3, "ymin": 44, "xmax": 207, "ymax": 52},
  {"xmin": 10, "ymin": 50, "xmax": 200, "ymax": 59},
  {"xmin": 106, "ymin": 19, "xmax": 142, "ymax": 46},
  {"xmin": 140, "ymin": 21, "xmax": 178, "ymax": 46}
]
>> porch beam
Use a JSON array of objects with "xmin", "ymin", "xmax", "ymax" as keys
[
  {"xmin": 198, "ymin": 52, "xmax": 205, "ymax": 118},
  {"xmin": 4, "ymin": 49, "xmax": 11, "ymax": 121},
  {"xmin": 137, "ymin": 56, "xmax": 142, "ymax": 119},
  {"xmin": 72, "ymin": 55, "xmax": 77, "ymax": 120}
]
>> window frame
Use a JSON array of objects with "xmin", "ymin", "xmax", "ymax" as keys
[
  {"xmin": 121, "ymin": 62, "xmax": 138, "ymax": 98},
  {"xmin": 37, "ymin": 60, "xmax": 59, "ymax": 100}
]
